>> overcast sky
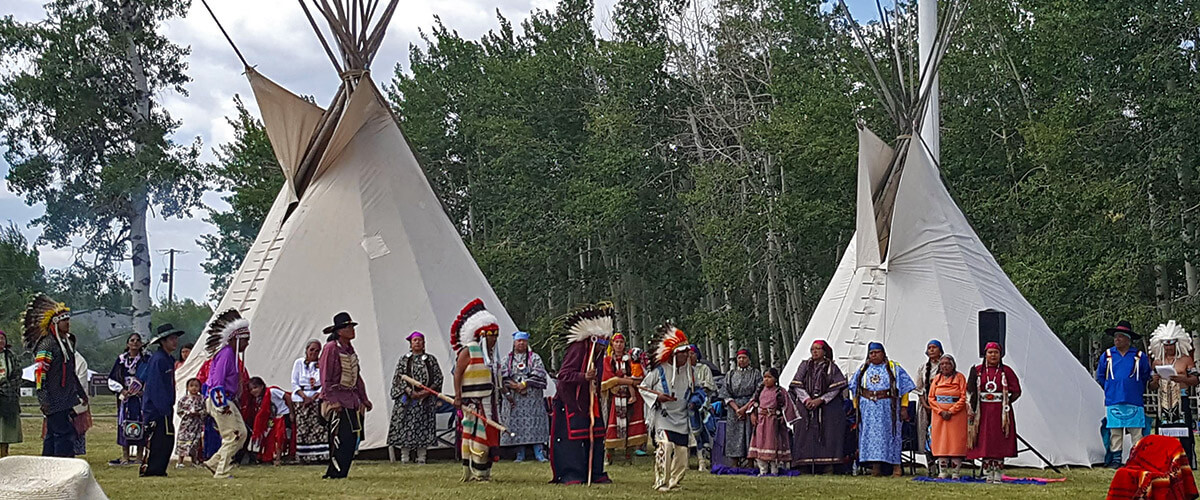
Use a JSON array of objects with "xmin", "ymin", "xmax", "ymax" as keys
[{"xmin": 0, "ymin": 0, "xmax": 877, "ymax": 305}]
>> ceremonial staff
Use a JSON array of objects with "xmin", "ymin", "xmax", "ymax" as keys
[
  {"xmin": 401, "ymin": 374, "xmax": 514, "ymax": 437},
  {"xmin": 586, "ymin": 338, "xmax": 598, "ymax": 486}
]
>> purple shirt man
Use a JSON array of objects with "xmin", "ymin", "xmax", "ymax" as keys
[{"xmin": 208, "ymin": 344, "xmax": 240, "ymax": 402}]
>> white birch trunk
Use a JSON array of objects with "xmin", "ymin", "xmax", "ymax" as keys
[{"xmin": 122, "ymin": 4, "xmax": 153, "ymax": 336}]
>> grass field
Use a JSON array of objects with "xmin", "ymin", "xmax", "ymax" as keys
[{"xmin": 9, "ymin": 396, "xmax": 1119, "ymax": 499}]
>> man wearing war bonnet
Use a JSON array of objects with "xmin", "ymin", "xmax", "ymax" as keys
[{"xmin": 24, "ymin": 294, "xmax": 87, "ymax": 457}]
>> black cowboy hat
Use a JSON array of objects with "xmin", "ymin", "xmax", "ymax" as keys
[
  {"xmin": 1105, "ymin": 320, "xmax": 1141, "ymax": 340},
  {"xmin": 149, "ymin": 323, "xmax": 184, "ymax": 345},
  {"xmin": 322, "ymin": 312, "xmax": 358, "ymax": 334}
]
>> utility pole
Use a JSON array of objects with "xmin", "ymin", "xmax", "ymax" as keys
[{"xmin": 160, "ymin": 249, "xmax": 179, "ymax": 305}]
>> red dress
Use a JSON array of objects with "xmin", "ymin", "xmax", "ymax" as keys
[
  {"xmin": 601, "ymin": 353, "xmax": 647, "ymax": 449},
  {"xmin": 967, "ymin": 364, "xmax": 1020, "ymax": 460},
  {"xmin": 249, "ymin": 387, "xmax": 292, "ymax": 462}
]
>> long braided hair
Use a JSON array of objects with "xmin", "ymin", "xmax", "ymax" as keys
[{"xmin": 855, "ymin": 350, "xmax": 902, "ymax": 433}]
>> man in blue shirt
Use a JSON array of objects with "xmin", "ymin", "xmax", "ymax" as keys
[
  {"xmin": 1095, "ymin": 320, "xmax": 1151, "ymax": 468},
  {"xmin": 140, "ymin": 324, "xmax": 182, "ymax": 477}
]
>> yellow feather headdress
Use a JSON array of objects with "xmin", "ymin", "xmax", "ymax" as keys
[{"xmin": 23, "ymin": 294, "xmax": 69, "ymax": 349}]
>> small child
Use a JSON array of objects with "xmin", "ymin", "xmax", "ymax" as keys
[
  {"xmin": 175, "ymin": 378, "xmax": 207, "ymax": 468},
  {"xmin": 247, "ymin": 377, "xmax": 293, "ymax": 465},
  {"xmin": 747, "ymin": 367, "xmax": 794, "ymax": 475}
]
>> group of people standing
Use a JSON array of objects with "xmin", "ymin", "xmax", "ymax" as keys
[
  {"xmin": 720, "ymin": 339, "xmax": 1022, "ymax": 484},
  {"xmin": 435, "ymin": 300, "xmax": 715, "ymax": 492},
  {"xmin": 18, "ymin": 289, "xmax": 1200, "ymax": 492},
  {"xmin": 17, "ymin": 294, "xmax": 372, "ymax": 481},
  {"xmin": 18, "ymin": 294, "xmax": 182, "ymax": 476}
]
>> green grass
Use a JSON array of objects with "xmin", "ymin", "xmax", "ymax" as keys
[{"xmin": 9, "ymin": 396, "xmax": 1115, "ymax": 499}]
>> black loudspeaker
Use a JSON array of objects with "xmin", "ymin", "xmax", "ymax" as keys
[{"xmin": 978, "ymin": 309, "xmax": 1006, "ymax": 358}]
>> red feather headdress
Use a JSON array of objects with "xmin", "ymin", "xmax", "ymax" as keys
[
  {"xmin": 654, "ymin": 323, "xmax": 690, "ymax": 366},
  {"xmin": 451, "ymin": 299, "xmax": 499, "ymax": 350}
]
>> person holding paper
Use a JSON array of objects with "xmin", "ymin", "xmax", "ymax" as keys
[
  {"xmin": 1096, "ymin": 320, "xmax": 1152, "ymax": 469},
  {"xmin": 1148, "ymin": 320, "xmax": 1200, "ymax": 468}
]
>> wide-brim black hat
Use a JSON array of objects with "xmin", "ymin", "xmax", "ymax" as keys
[
  {"xmin": 323, "ymin": 312, "xmax": 358, "ymax": 334},
  {"xmin": 1105, "ymin": 320, "xmax": 1141, "ymax": 340},
  {"xmin": 149, "ymin": 323, "xmax": 184, "ymax": 345}
]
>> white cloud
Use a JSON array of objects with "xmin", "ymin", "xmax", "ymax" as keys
[{"xmin": 35, "ymin": 244, "xmax": 75, "ymax": 269}]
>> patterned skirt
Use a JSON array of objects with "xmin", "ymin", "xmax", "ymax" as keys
[
  {"xmin": 294, "ymin": 401, "xmax": 329, "ymax": 463},
  {"xmin": 388, "ymin": 399, "xmax": 438, "ymax": 448},
  {"xmin": 174, "ymin": 415, "xmax": 204, "ymax": 457},
  {"xmin": 117, "ymin": 396, "xmax": 145, "ymax": 447},
  {"xmin": 500, "ymin": 391, "xmax": 548, "ymax": 446}
]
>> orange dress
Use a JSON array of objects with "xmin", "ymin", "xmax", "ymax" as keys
[{"xmin": 928, "ymin": 372, "xmax": 968, "ymax": 457}]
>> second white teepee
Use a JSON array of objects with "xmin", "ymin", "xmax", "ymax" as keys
[{"xmin": 780, "ymin": 125, "xmax": 1105, "ymax": 467}]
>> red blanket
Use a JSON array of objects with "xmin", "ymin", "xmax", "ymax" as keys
[{"xmin": 1107, "ymin": 435, "xmax": 1199, "ymax": 500}]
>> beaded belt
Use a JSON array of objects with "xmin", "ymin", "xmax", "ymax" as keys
[{"xmin": 860, "ymin": 389, "xmax": 894, "ymax": 401}]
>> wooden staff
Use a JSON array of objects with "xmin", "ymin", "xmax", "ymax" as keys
[
  {"xmin": 400, "ymin": 374, "xmax": 514, "ymax": 437},
  {"xmin": 586, "ymin": 339, "xmax": 598, "ymax": 486}
]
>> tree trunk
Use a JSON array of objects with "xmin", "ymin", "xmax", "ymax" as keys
[
  {"xmin": 1178, "ymin": 165, "xmax": 1198, "ymax": 297},
  {"xmin": 121, "ymin": 3, "xmax": 153, "ymax": 337},
  {"xmin": 785, "ymin": 273, "xmax": 803, "ymax": 345},
  {"xmin": 766, "ymin": 231, "xmax": 783, "ymax": 367},
  {"xmin": 723, "ymin": 288, "xmax": 736, "ymax": 366},
  {"xmin": 706, "ymin": 288, "xmax": 723, "ymax": 369},
  {"xmin": 129, "ymin": 191, "xmax": 152, "ymax": 336},
  {"xmin": 626, "ymin": 282, "xmax": 639, "ymax": 348},
  {"xmin": 750, "ymin": 267, "xmax": 767, "ymax": 368},
  {"xmin": 1150, "ymin": 187, "xmax": 1172, "ymax": 319},
  {"xmin": 548, "ymin": 280, "xmax": 558, "ymax": 371}
]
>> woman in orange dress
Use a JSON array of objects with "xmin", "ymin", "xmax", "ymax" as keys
[{"xmin": 928, "ymin": 354, "xmax": 968, "ymax": 479}]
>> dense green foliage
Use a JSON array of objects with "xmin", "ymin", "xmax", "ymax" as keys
[{"xmin": 392, "ymin": 0, "xmax": 1200, "ymax": 367}]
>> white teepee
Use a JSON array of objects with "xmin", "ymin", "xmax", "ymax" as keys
[
  {"xmin": 177, "ymin": 0, "xmax": 522, "ymax": 450},
  {"xmin": 779, "ymin": 125, "xmax": 1106, "ymax": 466}
]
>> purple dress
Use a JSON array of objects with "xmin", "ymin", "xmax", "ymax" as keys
[{"xmin": 788, "ymin": 358, "xmax": 849, "ymax": 466}]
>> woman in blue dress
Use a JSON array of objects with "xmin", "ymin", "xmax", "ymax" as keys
[{"xmin": 107, "ymin": 333, "xmax": 147, "ymax": 465}]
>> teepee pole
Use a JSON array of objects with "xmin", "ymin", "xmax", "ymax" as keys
[
  {"xmin": 918, "ymin": 0, "xmax": 940, "ymax": 163},
  {"xmin": 199, "ymin": 0, "xmax": 249, "ymax": 68},
  {"xmin": 299, "ymin": 0, "xmax": 345, "ymax": 75}
]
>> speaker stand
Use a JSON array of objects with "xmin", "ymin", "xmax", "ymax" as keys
[{"xmin": 1016, "ymin": 433, "xmax": 1062, "ymax": 474}]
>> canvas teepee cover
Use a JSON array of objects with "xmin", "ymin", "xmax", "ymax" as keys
[
  {"xmin": 178, "ymin": 0, "xmax": 525, "ymax": 449},
  {"xmin": 779, "ymin": 125, "xmax": 1106, "ymax": 466}
]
